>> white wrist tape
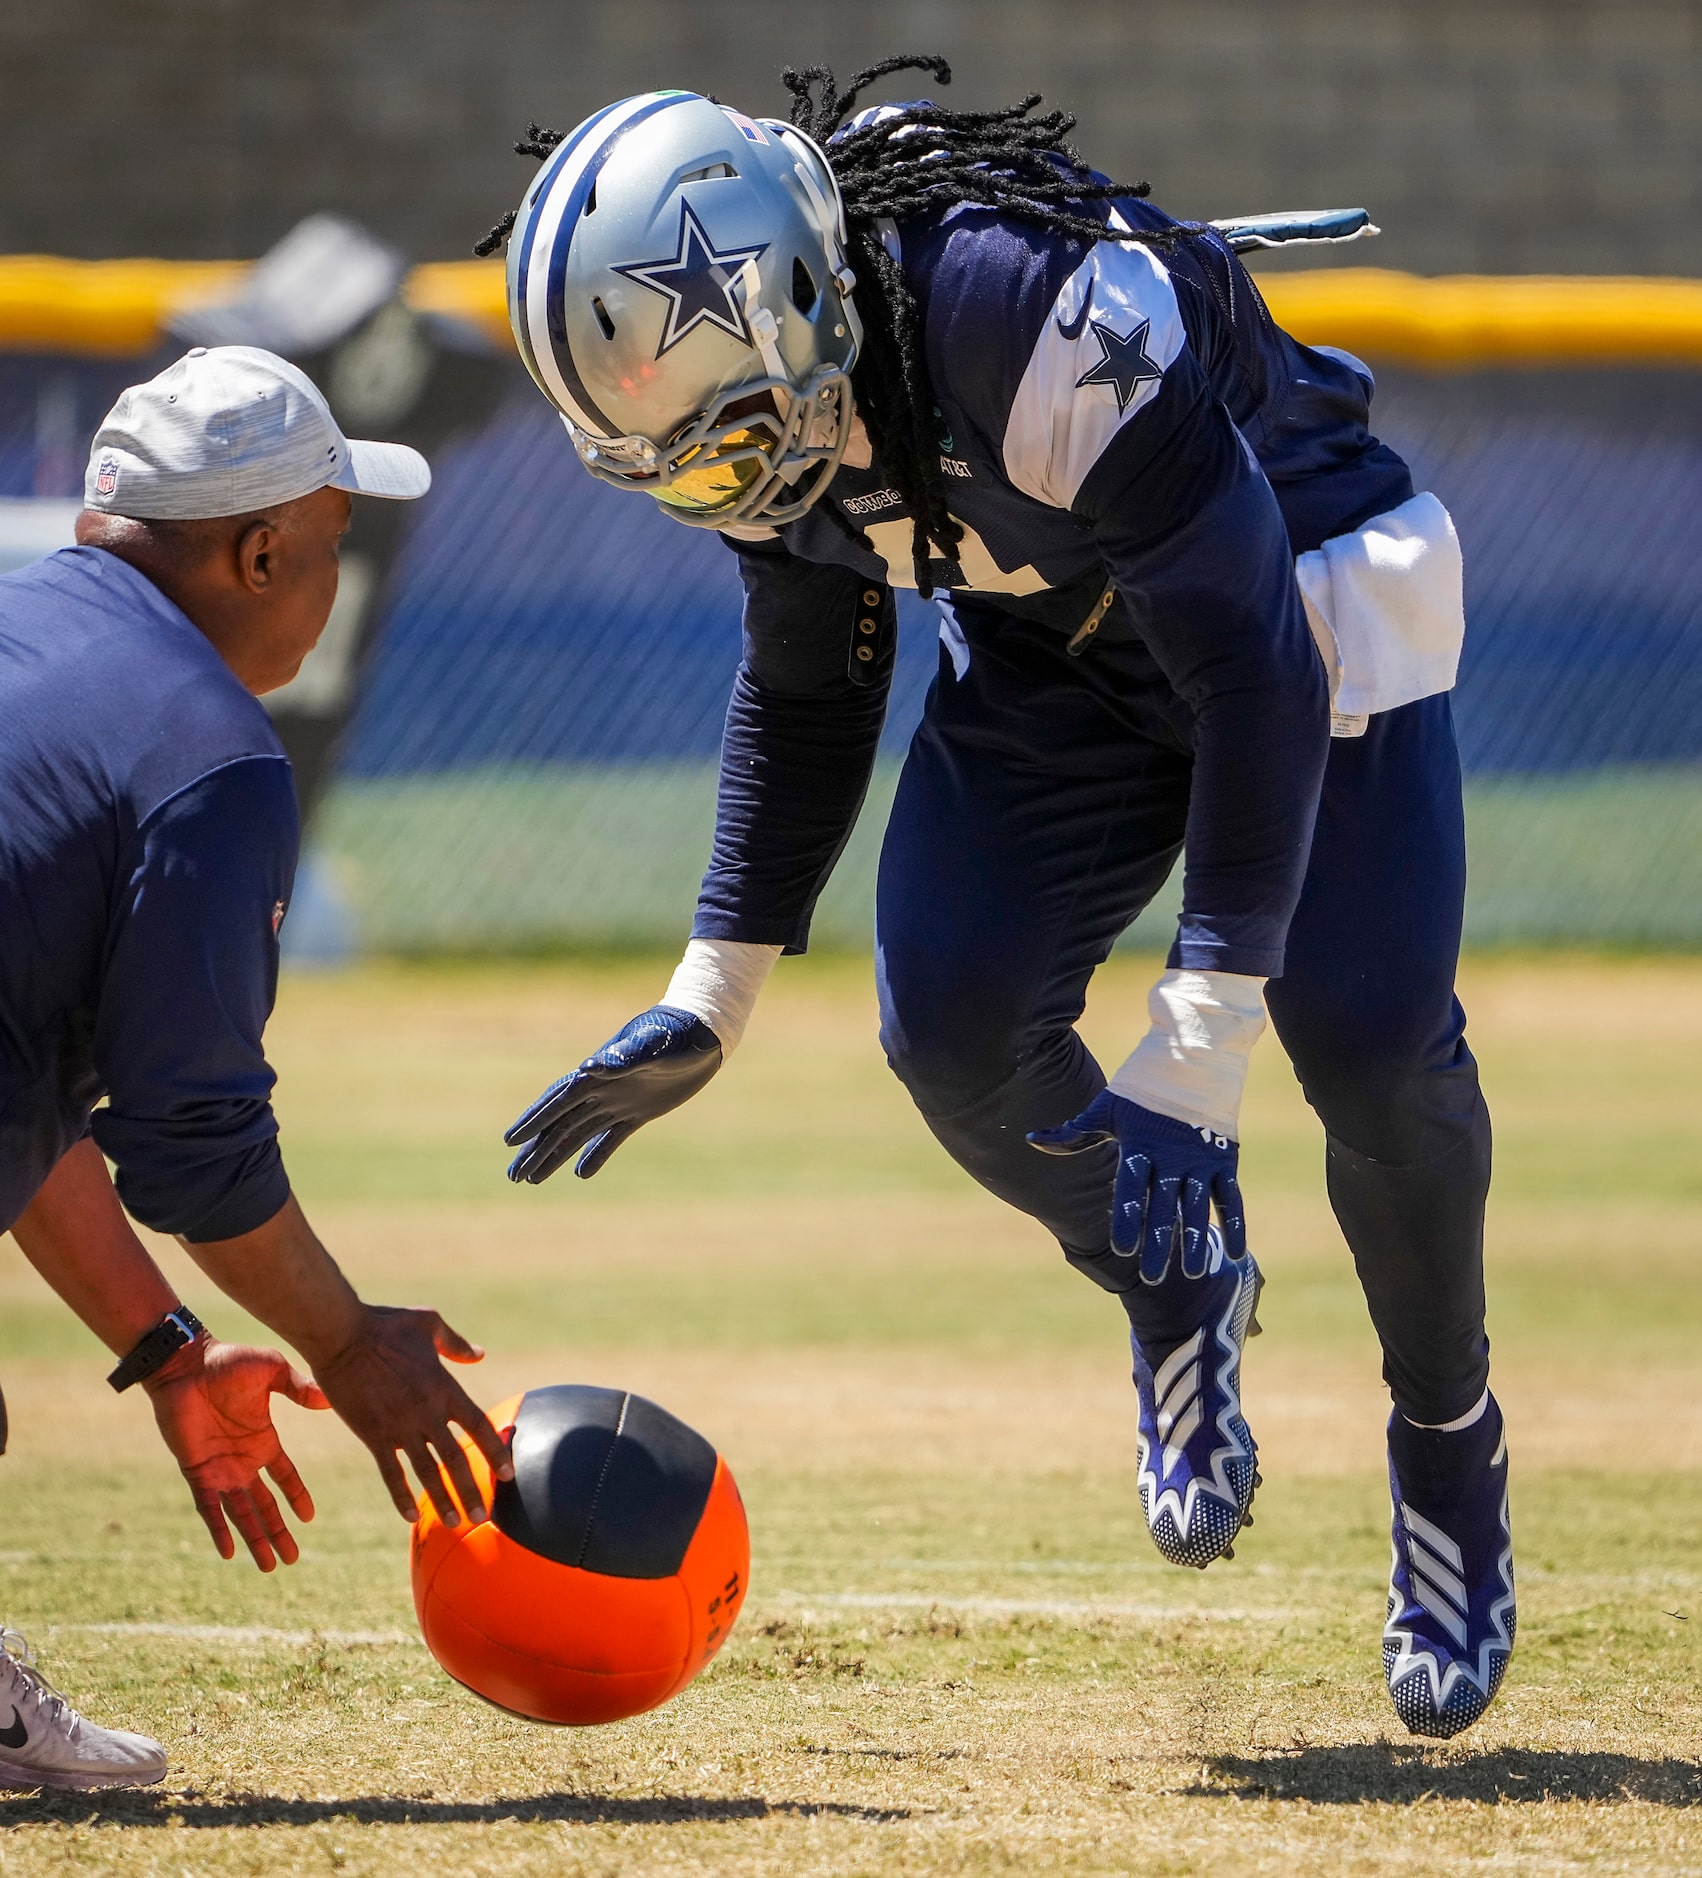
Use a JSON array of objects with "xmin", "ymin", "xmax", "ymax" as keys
[
  {"xmin": 1106, "ymin": 969, "xmax": 1269, "ymax": 1140},
  {"xmin": 660, "ymin": 939, "xmax": 782, "ymax": 1053}
]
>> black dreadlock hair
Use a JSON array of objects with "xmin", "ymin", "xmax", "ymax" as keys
[
  {"xmin": 474, "ymin": 58, "xmax": 1190, "ymax": 594},
  {"xmin": 783, "ymin": 55, "xmax": 1200, "ymax": 591},
  {"xmin": 473, "ymin": 122, "xmax": 570, "ymax": 257}
]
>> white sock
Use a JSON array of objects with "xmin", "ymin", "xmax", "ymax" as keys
[{"xmin": 1403, "ymin": 1389, "xmax": 1489, "ymax": 1434}]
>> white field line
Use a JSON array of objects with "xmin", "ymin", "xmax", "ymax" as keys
[
  {"xmin": 47, "ymin": 1596, "xmax": 1295, "ymax": 1650},
  {"xmin": 765, "ymin": 1592, "xmax": 1300, "ymax": 1622},
  {"xmin": 54, "ymin": 1622, "xmax": 423, "ymax": 1648}
]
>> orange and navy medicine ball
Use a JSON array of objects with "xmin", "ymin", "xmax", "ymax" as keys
[{"xmin": 410, "ymin": 1384, "xmax": 749, "ymax": 1726}]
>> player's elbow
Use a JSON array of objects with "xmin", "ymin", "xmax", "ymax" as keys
[{"xmin": 93, "ymin": 1107, "xmax": 289, "ymax": 1243}]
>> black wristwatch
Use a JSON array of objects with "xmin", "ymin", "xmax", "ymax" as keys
[{"xmin": 107, "ymin": 1307, "xmax": 206, "ymax": 1393}]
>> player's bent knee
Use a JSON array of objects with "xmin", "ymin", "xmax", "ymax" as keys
[
  {"xmin": 1295, "ymin": 1040, "xmax": 1483, "ymax": 1166},
  {"xmin": 875, "ymin": 958, "xmax": 1032, "ymax": 1112},
  {"xmin": 878, "ymin": 1008, "xmax": 1022, "ymax": 1114},
  {"xmin": 1278, "ymin": 987, "xmax": 1467, "ymax": 1100}
]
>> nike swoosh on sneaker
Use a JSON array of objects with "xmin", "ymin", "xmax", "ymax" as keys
[
  {"xmin": 1055, "ymin": 297, "xmax": 1091, "ymax": 342},
  {"xmin": 0, "ymin": 1707, "xmax": 27, "ymax": 1749}
]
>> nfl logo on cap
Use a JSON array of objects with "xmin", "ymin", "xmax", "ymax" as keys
[{"xmin": 95, "ymin": 454, "xmax": 119, "ymax": 498}]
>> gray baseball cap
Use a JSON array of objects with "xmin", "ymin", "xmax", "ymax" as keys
[{"xmin": 83, "ymin": 344, "xmax": 431, "ymax": 520}]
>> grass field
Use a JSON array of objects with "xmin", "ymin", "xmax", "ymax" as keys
[{"xmin": 1, "ymin": 952, "xmax": 1700, "ymax": 1875}]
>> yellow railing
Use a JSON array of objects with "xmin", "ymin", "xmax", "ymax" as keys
[
  {"xmin": 0, "ymin": 258, "xmax": 248, "ymax": 357},
  {"xmin": 1260, "ymin": 268, "xmax": 1702, "ymax": 369},
  {"xmin": 3, "ymin": 255, "xmax": 1701, "ymax": 368}
]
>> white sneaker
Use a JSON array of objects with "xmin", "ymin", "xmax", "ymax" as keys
[{"xmin": 0, "ymin": 1628, "xmax": 166, "ymax": 1791}]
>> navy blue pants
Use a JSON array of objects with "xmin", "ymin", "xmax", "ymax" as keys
[{"xmin": 875, "ymin": 607, "xmax": 1490, "ymax": 1425}]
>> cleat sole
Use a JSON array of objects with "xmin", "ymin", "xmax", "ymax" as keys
[{"xmin": 0, "ymin": 1757, "xmax": 167, "ymax": 1793}]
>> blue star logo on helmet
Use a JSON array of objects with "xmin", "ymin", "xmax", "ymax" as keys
[
  {"xmin": 1074, "ymin": 316, "xmax": 1164, "ymax": 414},
  {"xmin": 613, "ymin": 204, "xmax": 770, "ymax": 358}
]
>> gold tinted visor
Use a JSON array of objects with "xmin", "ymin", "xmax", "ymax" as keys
[{"xmin": 653, "ymin": 426, "xmax": 777, "ymax": 514}]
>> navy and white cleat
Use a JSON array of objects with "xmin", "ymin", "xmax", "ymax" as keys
[
  {"xmin": 1130, "ymin": 1235, "xmax": 1263, "ymax": 1569},
  {"xmin": 1383, "ymin": 1393, "xmax": 1515, "ymax": 1739}
]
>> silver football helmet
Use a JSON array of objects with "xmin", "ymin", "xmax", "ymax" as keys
[{"xmin": 505, "ymin": 91, "xmax": 862, "ymax": 527}]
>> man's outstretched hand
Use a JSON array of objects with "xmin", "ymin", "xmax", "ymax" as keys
[
  {"xmin": 309, "ymin": 1305, "xmax": 514, "ymax": 1529},
  {"xmin": 145, "ymin": 1338, "xmax": 327, "ymax": 1572},
  {"xmin": 505, "ymin": 1006, "xmax": 723, "ymax": 1184}
]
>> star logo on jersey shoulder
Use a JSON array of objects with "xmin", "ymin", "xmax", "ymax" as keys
[
  {"xmin": 613, "ymin": 204, "xmax": 769, "ymax": 358},
  {"xmin": 1074, "ymin": 316, "xmax": 1164, "ymax": 413}
]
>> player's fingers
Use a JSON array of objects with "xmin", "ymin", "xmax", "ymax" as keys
[
  {"xmin": 267, "ymin": 1451, "xmax": 316, "ymax": 1524},
  {"xmin": 190, "ymin": 1483, "xmax": 236, "ymax": 1561},
  {"xmin": 1026, "ymin": 1120, "xmax": 1110, "ymax": 1155},
  {"xmin": 260, "ymin": 1498, "xmax": 301, "ymax": 1569},
  {"xmin": 506, "ymin": 1082, "xmax": 609, "ymax": 1153},
  {"xmin": 1179, "ymin": 1175, "xmax": 1213, "ymax": 1279},
  {"xmin": 223, "ymin": 1490, "xmax": 279, "ymax": 1573},
  {"xmin": 575, "ymin": 1122, "xmax": 637, "ymax": 1180},
  {"xmin": 406, "ymin": 1440, "xmax": 463, "ymax": 1527},
  {"xmin": 371, "ymin": 1443, "xmax": 422, "ymax": 1521},
  {"xmin": 508, "ymin": 1113, "xmax": 602, "ymax": 1184},
  {"xmin": 506, "ymin": 1127, "xmax": 573, "ymax": 1184},
  {"xmin": 1140, "ymin": 1170, "xmax": 1183, "ymax": 1283},
  {"xmin": 429, "ymin": 1314, "xmax": 485, "ymax": 1364},
  {"xmin": 1111, "ymin": 1151, "xmax": 1153, "ymax": 1259},
  {"xmin": 505, "ymin": 1139, "xmax": 545, "ymax": 1184},
  {"xmin": 503, "ymin": 1074, "xmax": 588, "ymax": 1145},
  {"xmin": 1213, "ymin": 1170, "xmax": 1248, "ymax": 1262},
  {"xmin": 279, "ymin": 1364, "xmax": 330, "ymax": 1412},
  {"xmin": 451, "ymin": 1391, "xmax": 515, "ymax": 1483},
  {"xmin": 1032, "ymin": 1088, "xmax": 1121, "ymax": 1155},
  {"xmin": 243, "ymin": 1476, "xmax": 296, "ymax": 1564},
  {"xmin": 431, "ymin": 1432, "xmax": 488, "ymax": 1525}
]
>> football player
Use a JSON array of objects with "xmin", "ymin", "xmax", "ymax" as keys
[{"xmin": 484, "ymin": 60, "xmax": 1511, "ymax": 1738}]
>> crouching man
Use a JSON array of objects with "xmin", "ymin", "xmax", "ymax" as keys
[{"xmin": 0, "ymin": 347, "xmax": 510, "ymax": 1791}]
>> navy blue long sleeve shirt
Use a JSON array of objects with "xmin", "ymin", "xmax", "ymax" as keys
[
  {"xmin": 692, "ymin": 191, "xmax": 1412, "ymax": 974},
  {"xmin": 0, "ymin": 548, "xmax": 296, "ymax": 1241}
]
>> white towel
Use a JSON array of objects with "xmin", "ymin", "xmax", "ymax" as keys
[
  {"xmin": 1107, "ymin": 969, "xmax": 1269, "ymax": 1140},
  {"xmin": 1294, "ymin": 490, "xmax": 1465, "ymax": 738}
]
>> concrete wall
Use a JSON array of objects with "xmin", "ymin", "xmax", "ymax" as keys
[{"xmin": 6, "ymin": 0, "xmax": 1699, "ymax": 273}]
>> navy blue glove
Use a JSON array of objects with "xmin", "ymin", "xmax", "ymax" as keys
[
  {"xmin": 504, "ymin": 1007, "xmax": 723, "ymax": 1184},
  {"xmin": 1028, "ymin": 1091, "xmax": 1246, "ymax": 1282}
]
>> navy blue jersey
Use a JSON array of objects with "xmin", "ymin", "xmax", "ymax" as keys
[
  {"xmin": 696, "ymin": 191, "xmax": 1415, "ymax": 975},
  {"xmin": 0, "ymin": 548, "xmax": 296, "ymax": 1240}
]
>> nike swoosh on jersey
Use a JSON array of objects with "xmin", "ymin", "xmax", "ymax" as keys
[
  {"xmin": 1055, "ymin": 297, "xmax": 1091, "ymax": 342},
  {"xmin": 0, "ymin": 1707, "xmax": 27, "ymax": 1749}
]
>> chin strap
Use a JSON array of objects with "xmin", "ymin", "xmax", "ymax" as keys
[{"xmin": 738, "ymin": 260, "xmax": 790, "ymax": 385}]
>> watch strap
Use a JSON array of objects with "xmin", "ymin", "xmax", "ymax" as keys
[{"xmin": 107, "ymin": 1307, "xmax": 206, "ymax": 1393}]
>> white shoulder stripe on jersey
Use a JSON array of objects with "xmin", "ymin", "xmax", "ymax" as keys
[
  {"xmin": 522, "ymin": 92, "xmax": 678, "ymax": 435},
  {"xmin": 1002, "ymin": 238, "xmax": 1186, "ymax": 511}
]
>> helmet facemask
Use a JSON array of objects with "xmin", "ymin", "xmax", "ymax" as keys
[
  {"xmin": 584, "ymin": 366, "xmax": 852, "ymax": 527},
  {"xmin": 568, "ymin": 265, "xmax": 856, "ymax": 527}
]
